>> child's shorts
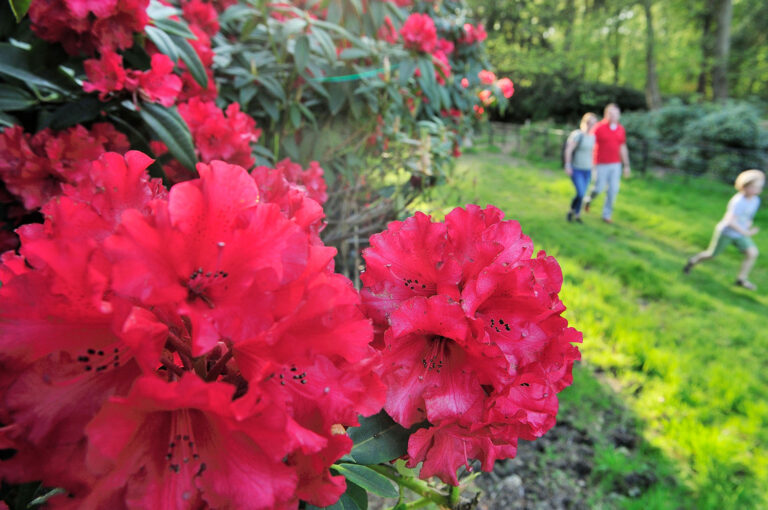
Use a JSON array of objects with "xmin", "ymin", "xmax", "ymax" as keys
[{"xmin": 707, "ymin": 228, "xmax": 756, "ymax": 256}]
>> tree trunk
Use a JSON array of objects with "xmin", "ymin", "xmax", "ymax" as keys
[
  {"xmin": 563, "ymin": 0, "xmax": 576, "ymax": 52},
  {"xmin": 712, "ymin": 0, "xmax": 732, "ymax": 101},
  {"xmin": 697, "ymin": 2, "xmax": 714, "ymax": 96},
  {"xmin": 643, "ymin": 0, "xmax": 662, "ymax": 109}
]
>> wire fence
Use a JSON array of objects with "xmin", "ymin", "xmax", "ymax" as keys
[{"xmin": 477, "ymin": 122, "xmax": 768, "ymax": 180}]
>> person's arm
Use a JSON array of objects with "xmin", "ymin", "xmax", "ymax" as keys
[
  {"xmin": 563, "ymin": 137, "xmax": 578, "ymax": 176},
  {"xmin": 620, "ymin": 143, "xmax": 631, "ymax": 177}
]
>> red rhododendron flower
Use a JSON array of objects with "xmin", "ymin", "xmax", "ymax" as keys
[
  {"xmin": 182, "ymin": 0, "xmax": 220, "ymax": 36},
  {"xmin": 83, "ymin": 50, "xmax": 127, "ymax": 99},
  {"xmin": 478, "ymin": 89, "xmax": 493, "ymax": 105},
  {"xmin": 361, "ymin": 205, "xmax": 581, "ymax": 484},
  {"xmin": 377, "ymin": 16, "xmax": 398, "ymax": 44},
  {"xmin": 496, "ymin": 77, "xmax": 515, "ymax": 98},
  {"xmin": 0, "ymin": 123, "xmax": 129, "ymax": 210},
  {"xmin": 137, "ymin": 53, "xmax": 183, "ymax": 106},
  {"xmin": 178, "ymin": 99, "xmax": 261, "ymax": 168},
  {"xmin": 461, "ymin": 77, "xmax": 469, "ymax": 88},
  {"xmin": 1, "ymin": 154, "xmax": 385, "ymax": 508},
  {"xmin": 461, "ymin": 23, "xmax": 487, "ymax": 45},
  {"xmin": 273, "ymin": 158, "xmax": 328, "ymax": 205},
  {"xmin": 400, "ymin": 13, "xmax": 437, "ymax": 53},
  {"xmin": 29, "ymin": 0, "xmax": 149, "ymax": 55},
  {"xmin": 478, "ymin": 70, "xmax": 496, "ymax": 85}
]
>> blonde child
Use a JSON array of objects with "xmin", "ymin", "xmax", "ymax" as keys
[{"xmin": 683, "ymin": 169, "xmax": 764, "ymax": 290}]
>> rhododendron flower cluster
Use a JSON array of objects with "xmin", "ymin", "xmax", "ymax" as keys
[
  {"xmin": 0, "ymin": 123, "xmax": 129, "ymax": 210},
  {"xmin": 0, "ymin": 151, "xmax": 385, "ymax": 508},
  {"xmin": 460, "ymin": 23, "xmax": 488, "ymax": 45},
  {"xmin": 361, "ymin": 205, "xmax": 581, "ymax": 484},
  {"xmin": 84, "ymin": 52, "xmax": 182, "ymax": 106},
  {"xmin": 28, "ymin": 0, "xmax": 149, "ymax": 56},
  {"xmin": 400, "ymin": 13, "xmax": 437, "ymax": 53}
]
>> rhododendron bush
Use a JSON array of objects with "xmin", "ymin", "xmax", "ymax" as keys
[{"xmin": 0, "ymin": 1, "xmax": 576, "ymax": 509}]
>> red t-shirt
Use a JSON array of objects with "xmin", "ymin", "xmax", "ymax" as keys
[{"xmin": 591, "ymin": 120, "xmax": 626, "ymax": 164}]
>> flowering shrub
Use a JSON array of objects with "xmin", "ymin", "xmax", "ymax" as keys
[{"xmin": 0, "ymin": 1, "xmax": 568, "ymax": 509}]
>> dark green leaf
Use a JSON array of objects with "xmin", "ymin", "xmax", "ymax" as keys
[
  {"xmin": 145, "ymin": 25, "xmax": 179, "ymax": 62},
  {"xmin": 169, "ymin": 34, "xmax": 208, "ymax": 88},
  {"xmin": 348, "ymin": 410, "xmax": 424, "ymax": 465},
  {"xmin": 256, "ymin": 75, "xmax": 286, "ymax": 101},
  {"xmin": 138, "ymin": 102, "xmax": 197, "ymax": 172},
  {"xmin": 152, "ymin": 18, "xmax": 197, "ymax": 39},
  {"xmin": 256, "ymin": 93, "xmax": 279, "ymax": 121},
  {"xmin": 0, "ymin": 110, "xmax": 17, "ymax": 127},
  {"xmin": 0, "ymin": 43, "xmax": 71, "ymax": 95},
  {"xmin": 289, "ymin": 103, "xmax": 301, "ymax": 128},
  {"xmin": 398, "ymin": 59, "xmax": 416, "ymax": 87},
  {"xmin": 327, "ymin": 83, "xmax": 347, "ymax": 115},
  {"xmin": 294, "ymin": 34, "xmax": 310, "ymax": 73},
  {"xmin": 0, "ymin": 83, "xmax": 36, "ymax": 110},
  {"xmin": 297, "ymin": 102, "xmax": 316, "ymax": 129},
  {"xmin": 9, "ymin": 0, "xmax": 31, "ymax": 22},
  {"xmin": 333, "ymin": 464, "xmax": 397, "ymax": 498},
  {"xmin": 43, "ymin": 96, "xmax": 101, "ymax": 130}
]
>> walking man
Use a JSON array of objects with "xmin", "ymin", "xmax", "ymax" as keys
[{"xmin": 584, "ymin": 103, "xmax": 631, "ymax": 224}]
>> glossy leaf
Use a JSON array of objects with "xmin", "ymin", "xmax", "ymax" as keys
[
  {"xmin": 152, "ymin": 18, "xmax": 197, "ymax": 40},
  {"xmin": 138, "ymin": 102, "xmax": 198, "ymax": 172},
  {"xmin": 169, "ymin": 33, "xmax": 208, "ymax": 88},
  {"xmin": 332, "ymin": 464, "xmax": 398, "ymax": 498},
  {"xmin": 145, "ymin": 25, "xmax": 179, "ymax": 62},
  {"xmin": 347, "ymin": 410, "xmax": 418, "ymax": 465},
  {"xmin": 8, "ymin": 0, "xmax": 31, "ymax": 22},
  {"xmin": 0, "ymin": 83, "xmax": 36, "ymax": 110},
  {"xmin": 294, "ymin": 34, "xmax": 310, "ymax": 72}
]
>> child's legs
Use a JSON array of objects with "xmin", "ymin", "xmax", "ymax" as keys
[
  {"xmin": 690, "ymin": 228, "xmax": 729, "ymax": 263},
  {"xmin": 570, "ymin": 168, "xmax": 591, "ymax": 213},
  {"xmin": 602, "ymin": 163, "xmax": 622, "ymax": 219},
  {"xmin": 736, "ymin": 238, "xmax": 759, "ymax": 281}
]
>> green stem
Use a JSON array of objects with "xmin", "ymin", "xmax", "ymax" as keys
[
  {"xmin": 368, "ymin": 465, "xmax": 451, "ymax": 508},
  {"xmin": 449, "ymin": 485, "xmax": 460, "ymax": 507}
]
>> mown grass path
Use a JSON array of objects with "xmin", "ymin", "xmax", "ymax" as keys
[{"xmin": 412, "ymin": 150, "xmax": 768, "ymax": 508}]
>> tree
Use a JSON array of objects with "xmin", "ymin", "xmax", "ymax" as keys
[
  {"xmin": 712, "ymin": 0, "xmax": 733, "ymax": 100},
  {"xmin": 642, "ymin": 0, "xmax": 662, "ymax": 109}
]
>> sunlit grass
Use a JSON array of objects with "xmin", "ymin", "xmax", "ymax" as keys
[{"xmin": 412, "ymin": 151, "xmax": 768, "ymax": 509}]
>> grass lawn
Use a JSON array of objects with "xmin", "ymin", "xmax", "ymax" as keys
[{"xmin": 410, "ymin": 148, "xmax": 768, "ymax": 509}]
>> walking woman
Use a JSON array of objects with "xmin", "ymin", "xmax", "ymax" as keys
[{"xmin": 563, "ymin": 112, "xmax": 597, "ymax": 222}]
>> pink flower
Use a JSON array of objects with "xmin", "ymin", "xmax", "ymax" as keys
[
  {"xmin": 496, "ymin": 77, "xmax": 515, "ymax": 98},
  {"xmin": 478, "ymin": 69, "xmax": 496, "ymax": 85},
  {"xmin": 461, "ymin": 77, "xmax": 469, "ymax": 88},
  {"xmin": 177, "ymin": 99, "xmax": 261, "ymax": 168},
  {"xmin": 377, "ymin": 16, "xmax": 398, "ymax": 44},
  {"xmin": 82, "ymin": 50, "xmax": 127, "ymax": 99},
  {"xmin": 478, "ymin": 89, "xmax": 493, "ymax": 105},
  {"xmin": 400, "ymin": 13, "xmax": 437, "ymax": 53},
  {"xmin": 361, "ymin": 205, "xmax": 581, "ymax": 485},
  {"xmin": 182, "ymin": 0, "xmax": 220, "ymax": 36},
  {"xmin": 137, "ymin": 54, "xmax": 182, "ymax": 106}
]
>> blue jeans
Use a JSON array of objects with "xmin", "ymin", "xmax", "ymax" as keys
[
  {"xmin": 570, "ymin": 168, "xmax": 591, "ymax": 214},
  {"xmin": 588, "ymin": 163, "xmax": 622, "ymax": 219}
]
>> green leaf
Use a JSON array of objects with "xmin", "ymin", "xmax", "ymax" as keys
[
  {"xmin": 152, "ymin": 18, "xmax": 197, "ymax": 39},
  {"xmin": 8, "ymin": 0, "xmax": 31, "ymax": 21},
  {"xmin": 0, "ymin": 110, "xmax": 17, "ymax": 127},
  {"xmin": 0, "ymin": 43, "xmax": 71, "ymax": 95},
  {"xmin": 327, "ymin": 83, "xmax": 347, "ymax": 115},
  {"xmin": 0, "ymin": 83, "xmax": 36, "ymax": 110},
  {"xmin": 294, "ymin": 34, "xmax": 310, "ymax": 73},
  {"xmin": 281, "ymin": 18, "xmax": 307, "ymax": 37},
  {"xmin": 338, "ymin": 48, "xmax": 369, "ymax": 60},
  {"xmin": 145, "ymin": 25, "xmax": 179, "ymax": 62},
  {"xmin": 147, "ymin": 0, "xmax": 179, "ymax": 19},
  {"xmin": 332, "ymin": 464, "xmax": 397, "ymax": 498},
  {"xmin": 169, "ymin": 34, "xmax": 208, "ymax": 88},
  {"xmin": 256, "ymin": 75, "xmax": 286, "ymax": 101},
  {"xmin": 42, "ymin": 96, "xmax": 101, "ymax": 130},
  {"xmin": 348, "ymin": 410, "xmax": 424, "ymax": 465},
  {"xmin": 289, "ymin": 103, "xmax": 301, "ymax": 128},
  {"xmin": 138, "ymin": 102, "xmax": 198, "ymax": 172},
  {"xmin": 398, "ymin": 59, "xmax": 417, "ymax": 87},
  {"xmin": 256, "ymin": 93, "xmax": 279, "ymax": 121}
]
